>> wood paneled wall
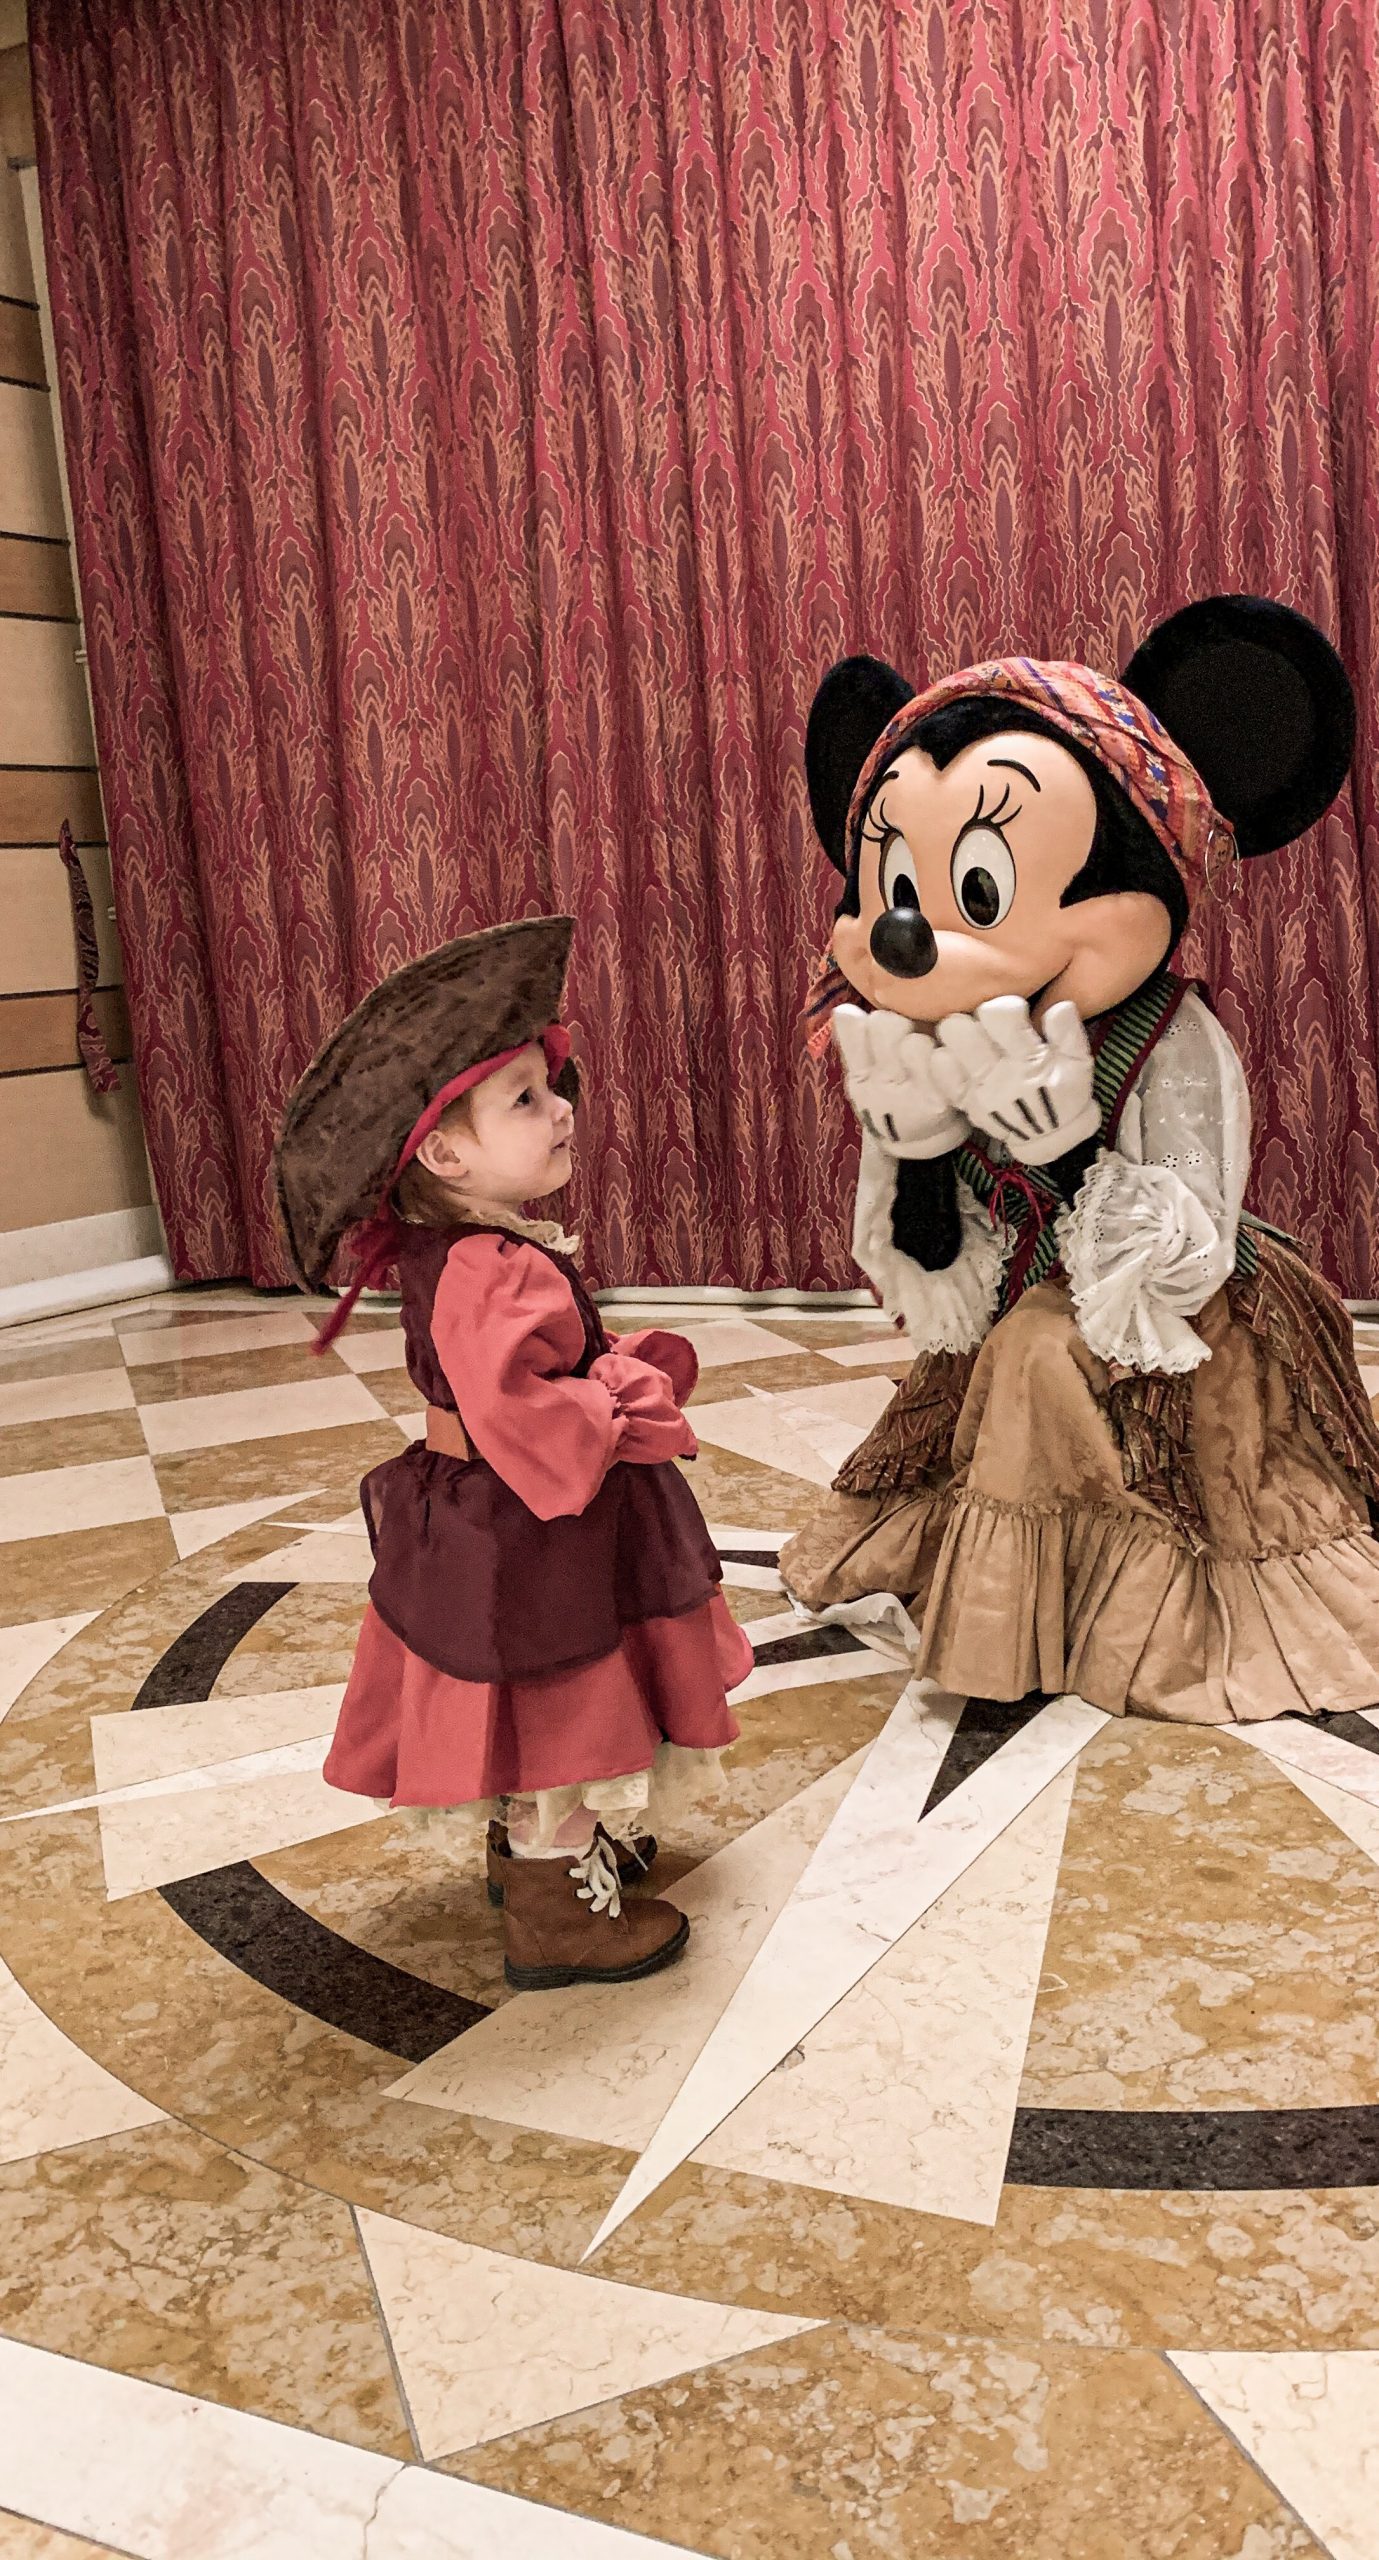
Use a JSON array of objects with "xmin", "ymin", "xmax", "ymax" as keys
[{"xmin": 0, "ymin": 11, "xmax": 155, "ymax": 1256}]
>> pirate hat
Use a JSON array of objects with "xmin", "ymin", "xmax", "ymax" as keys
[{"xmin": 274, "ymin": 915, "xmax": 576, "ymax": 1289}]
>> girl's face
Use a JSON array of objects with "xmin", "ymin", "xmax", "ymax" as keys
[
  {"xmin": 832, "ymin": 729, "xmax": 1173, "ymax": 1023},
  {"xmin": 415, "ymin": 1042, "xmax": 575, "ymax": 1205}
]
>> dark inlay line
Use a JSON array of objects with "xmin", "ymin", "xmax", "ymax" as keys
[
  {"xmin": 160, "ymin": 1864, "xmax": 485, "ymax": 2062},
  {"xmin": 717, "ymin": 1547, "xmax": 781, "ymax": 1570},
  {"xmin": 132, "ymin": 1584, "xmax": 297, "ymax": 1711},
  {"xmin": 134, "ymin": 1580, "xmax": 489, "ymax": 2059},
  {"xmin": 750, "ymin": 1624, "xmax": 869, "ymax": 1667},
  {"xmin": 921, "ymin": 1693, "xmax": 1050, "ymax": 1818},
  {"xmin": 1007, "ymin": 2103, "xmax": 1379, "ymax": 2191}
]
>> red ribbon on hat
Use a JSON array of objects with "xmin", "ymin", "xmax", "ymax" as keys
[{"xmin": 312, "ymin": 1026, "xmax": 571, "ymax": 1354}]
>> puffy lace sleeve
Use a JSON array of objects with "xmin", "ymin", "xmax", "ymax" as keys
[
  {"xmin": 851, "ymin": 1128, "xmax": 1004, "ymax": 1354},
  {"xmin": 1057, "ymin": 993, "xmax": 1251, "ymax": 1374}
]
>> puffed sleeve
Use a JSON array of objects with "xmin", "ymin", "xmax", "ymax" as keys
[
  {"xmin": 602, "ymin": 1326, "xmax": 699, "ymax": 1406},
  {"xmin": 431, "ymin": 1237, "xmax": 696, "ymax": 1520},
  {"xmin": 852, "ymin": 1128, "xmax": 1004, "ymax": 1353},
  {"xmin": 1056, "ymin": 994, "xmax": 1251, "ymax": 1374}
]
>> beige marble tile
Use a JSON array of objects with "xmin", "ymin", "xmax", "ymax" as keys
[
  {"xmin": 677, "ymin": 1442, "xmax": 834, "ymax": 1532},
  {"xmin": 0, "ymin": 1616, "xmax": 97, "ymax": 1729},
  {"xmin": 151, "ymin": 1419, "xmax": 403, "ymax": 1513},
  {"xmin": 0, "ymin": 1952, "xmax": 163, "ymax": 2168},
  {"xmin": 696, "ymin": 1763, "xmax": 1077, "ymax": 2225},
  {"xmin": 1171, "ymin": 2352, "xmax": 1379, "ymax": 2560},
  {"xmin": 585, "ymin": 1691, "xmax": 1105, "ymax": 2261},
  {"xmin": 0, "ymin": 1335, "xmax": 126, "ymax": 1386},
  {"xmin": 131, "ymin": 1342, "xmax": 351, "ymax": 1404},
  {"xmin": 169, "ymin": 1493, "xmax": 320, "ymax": 1559},
  {"xmin": 0, "ymin": 1518, "xmax": 178, "ymax": 1628},
  {"xmin": 119, "ymin": 1309, "xmax": 317, "ymax": 1366},
  {"xmin": 0, "ymin": 1411, "xmax": 149, "ymax": 1483},
  {"xmin": 0, "ymin": 1456, "xmax": 164, "ymax": 1545},
  {"xmin": 138, "ymin": 1373, "xmax": 384, "ymax": 1456},
  {"xmin": 1019, "ymin": 1721, "xmax": 1379, "ymax": 2111},
  {"xmin": 0, "ymin": 2334, "xmax": 697, "ymax": 2559},
  {"xmin": 452, "ymin": 2325, "xmax": 1327, "ymax": 2559},
  {"xmin": 362, "ymin": 1368, "xmax": 425, "ymax": 1417},
  {"xmin": 206, "ymin": 1580, "xmax": 365, "ymax": 1695},
  {"xmin": 684, "ymin": 1350, "xmax": 849, "ymax": 1406},
  {"xmin": 672, "ymin": 1317, "xmax": 821, "ymax": 1369},
  {"xmin": 332, "ymin": 1325, "xmax": 409, "ymax": 1374},
  {"xmin": 0, "ymin": 2127, "xmax": 411, "ymax": 2455},
  {"xmin": 357, "ymin": 2206, "xmax": 819, "ymax": 2458},
  {"xmin": 392, "ymin": 1750, "xmax": 871, "ymax": 2140},
  {"xmin": 0, "ymin": 1372, "xmax": 134, "ymax": 1429},
  {"xmin": 89, "ymin": 1684, "xmax": 345, "ymax": 1792},
  {"xmin": 95, "ymin": 1752, "xmax": 382, "ymax": 1899}
]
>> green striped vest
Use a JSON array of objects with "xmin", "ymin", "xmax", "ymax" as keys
[{"xmin": 953, "ymin": 972, "xmax": 1287, "ymax": 1314}]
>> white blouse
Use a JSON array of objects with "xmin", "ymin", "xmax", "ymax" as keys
[{"xmin": 851, "ymin": 994, "xmax": 1251, "ymax": 1375}]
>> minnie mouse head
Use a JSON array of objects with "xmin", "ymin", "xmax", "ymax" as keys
[{"xmin": 810, "ymin": 596, "xmax": 1354, "ymax": 1030}]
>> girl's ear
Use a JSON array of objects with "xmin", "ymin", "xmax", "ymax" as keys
[
  {"xmin": 1122, "ymin": 595, "xmax": 1355, "ymax": 855},
  {"xmin": 806, "ymin": 655, "xmax": 915, "ymax": 873}
]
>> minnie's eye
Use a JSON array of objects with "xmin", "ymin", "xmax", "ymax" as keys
[
  {"xmin": 950, "ymin": 824, "xmax": 1016, "ymax": 928},
  {"xmin": 879, "ymin": 830, "xmax": 921, "ymax": 911}
]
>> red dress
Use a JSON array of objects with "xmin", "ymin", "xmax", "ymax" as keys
[{"xmin": 324, "ymin": 1222, "xmax": 751, "ymax": 1808}]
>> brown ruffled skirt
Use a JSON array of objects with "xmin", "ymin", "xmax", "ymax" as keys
[{"xmin": 780, "ymin": 1242, "xmax": 1379, "ymax": 1726}]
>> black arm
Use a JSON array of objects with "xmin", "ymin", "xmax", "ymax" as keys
[{"xmin": 891, "ymin": 1154, "xmax": 964, "ymax": 1271}]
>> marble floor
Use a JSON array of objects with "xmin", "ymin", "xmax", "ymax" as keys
[{"xmin": 2, "ymin": 1284, "xmax": 1379, "ymax": 2558}]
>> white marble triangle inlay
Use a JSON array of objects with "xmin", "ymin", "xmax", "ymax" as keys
[
  {"xmin": 357, "ymin": 2207, "xmax": 820, "ymax": 2457},
  {"xmin": 0, "ymin": 2332, "xmax": 703, "ymax": 2558},
  {"xmin": 1170, "ymin": 2351, "xmax": 1379, "ymax": 2560},
  {"xmin": 583, "ymin": 1684, "xmax": 1107, "ymax": 2260}
]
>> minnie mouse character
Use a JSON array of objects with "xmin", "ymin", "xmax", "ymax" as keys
[{"xmin": 781, "ymin": 597, "xmax": 1379, "ymax": 1725}]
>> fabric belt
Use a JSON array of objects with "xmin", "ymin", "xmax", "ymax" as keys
[{"xmin": 425, "ymin": 1406, "xmax": 471, "ymax": 1461}]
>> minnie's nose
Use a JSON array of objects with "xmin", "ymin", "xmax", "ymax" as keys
[{"xmin": 870, "ymin": 906, "xmax": 938, "ymax": 978}]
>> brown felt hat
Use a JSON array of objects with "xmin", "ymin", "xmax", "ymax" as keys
[{"xmin": 274, "ymin": 916, "xmax": 576, "ymax": 1288}]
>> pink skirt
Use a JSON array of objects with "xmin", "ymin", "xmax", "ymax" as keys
[{"xmin": 324, "ymin": 1590, "xmax": 753, "ymax": 1808}]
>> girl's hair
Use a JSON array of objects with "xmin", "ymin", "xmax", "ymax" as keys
[
  {"xmin": 393, "ymin": 1092, "xmax": 476, "ymax": 1230},
  {"xmin": 837, "ymin": 695, "xmax": 1189, "ymax": 953}
]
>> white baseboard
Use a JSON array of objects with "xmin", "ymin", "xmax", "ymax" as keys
[
  {"xmin": 0, "ymin": 1205, "xmax": 165, "ymax": 1293},
  {"xmin": 0, "ymin": 1254, "xmax": 176, "ymax": 1331}
]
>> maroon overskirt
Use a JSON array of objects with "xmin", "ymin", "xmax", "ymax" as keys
[{"xmin": 359, "ymin": 1441, "xmax": 723, "ymax": 1682}]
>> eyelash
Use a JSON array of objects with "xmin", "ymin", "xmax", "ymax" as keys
[
  {"xmin": 963, "ymin": 780, "xmax": 1022, "ymax": 837},
  {"xmin": 861, "ymin": 777, "xmax": 1025, "ymax": 852}
]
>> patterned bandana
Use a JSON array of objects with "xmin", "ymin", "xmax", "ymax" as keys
[{"xmin": 806, "ymin": 654, "xmax": 1234, "ymax": 1055}]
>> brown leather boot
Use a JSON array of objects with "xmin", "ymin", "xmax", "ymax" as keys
[
  {"xmin": 501, "ymin": 1834, "xmax": 689, "ymax": 1990},
  {"xmin": 486, "ymin": 1820, "xmax": 657, "ymax": 1908}
]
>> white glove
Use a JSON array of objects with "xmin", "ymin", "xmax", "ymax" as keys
[
  {"xmin": 833, "ymin": 1005, "xmax": 971, "ymax": 1160},
  {"xmin": 930, "ymin": 997, "xmax": 1101, "ymax": 1167}
]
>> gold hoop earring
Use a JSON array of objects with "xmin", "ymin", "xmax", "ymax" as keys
[{"xmin": 1204, "ymin": 819, "xmax": 1241, "ymax": 902}]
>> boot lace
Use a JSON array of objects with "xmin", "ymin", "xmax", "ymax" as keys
[{"xmin": 569, "ymin": 1835, "xmax": 623, "ymax": 1920}]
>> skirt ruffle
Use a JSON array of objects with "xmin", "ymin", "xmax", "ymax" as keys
[
  {"xmin": 781, "ymin": 1277, "xmax": 1379, "ymax": 1726},
  {"xmin": 325, "ymin": 1589, "xmax": 752, "ymax": 1810}
]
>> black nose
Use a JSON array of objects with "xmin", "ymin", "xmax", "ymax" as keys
[{"xmin": 870, "ymin": 907, "xmax": 937, "ymax": 978}]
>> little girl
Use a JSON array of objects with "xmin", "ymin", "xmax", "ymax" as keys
[{"xmin": 274, "ymin": 915, "xmax": 752, "ymax": 1988}]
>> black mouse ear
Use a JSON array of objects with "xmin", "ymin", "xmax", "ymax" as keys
[
  {"xmin": 1122, "ymin": 596, "xmax": 1354, "ymax": 856},
  {"xmin": 806, "ymin": 655, "xmax": 915, "ymax": 873}
]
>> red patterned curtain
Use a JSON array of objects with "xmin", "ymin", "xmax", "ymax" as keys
[{"xmin": 33, "ymin": 0, "xmax": 1379, "ymax": 1293}]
